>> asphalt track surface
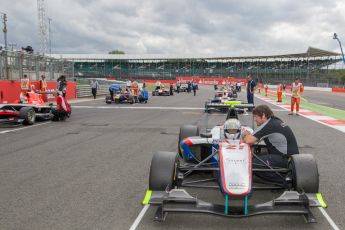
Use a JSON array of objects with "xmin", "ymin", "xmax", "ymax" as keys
[
  {"xmin": 302, "ymin": 90, "xmax": 345, "ymax": 111},
  {"xmin": 0, "ymin": 86, "xmax": 344, "ymax": 230}
]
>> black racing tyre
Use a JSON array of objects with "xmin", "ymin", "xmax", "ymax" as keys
[
  {"xmin": 19, "ymin": 107, "xmax": 36, "ymax": 125},
  {"xmin": 149, "ymin": 151, "xmax": 179, "ymax": 191},
  {"xmin": 289, "ymin": 154, "xmax": 319, "ymax": 193},
  {"xmin": 67, "ymin": 104, "xmax": 72, "ymax": 118},
  {"xmin": 105, "ymin": 96, "xmax": 112, "ymax": 104},
  {"xmin": 178, "ymin": 125, "xmax": 199, "ymax": 157},
  {"xmin": 152, "ymin": 91, "xmax": 156, "ymax": 96}
]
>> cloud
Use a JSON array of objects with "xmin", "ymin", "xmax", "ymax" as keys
[{"xmin": 1, "ymin": 0, "xmax": 344, "ymax": 55}]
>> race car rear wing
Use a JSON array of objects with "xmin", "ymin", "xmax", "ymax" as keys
[{"xmin": 142, "ymin": 189, "xmax": 327, "ymax": 223}]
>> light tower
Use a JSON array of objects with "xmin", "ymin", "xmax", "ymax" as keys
[
  {"xmin": 333, "ymin": 33, "xmax": 345, "ymax": 65},
  {"xmin": 37, "ymin": 0, "xmax": 48, "ymax": 55}
]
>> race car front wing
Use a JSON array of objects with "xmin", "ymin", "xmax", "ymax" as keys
[{"xmin": 143, "ymin": 189, "xmax": 326, "ymax": 223}]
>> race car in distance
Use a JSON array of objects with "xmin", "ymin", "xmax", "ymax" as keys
[
  {"xmin": 152, "ymin": 86, "xmax": 171, "ymax": 96},
  {"xmin": 215, "ymin": 86, "xmax": 237, "ymax": 98},
  {"xmin": 106, "ymin": 84, "xmax": 149, "ymax": 104},
  {"xmin": 144, "ymin": 105, "xmax": 324, "ymax": 222},
  {"xmin": 0, "ymin": 91, "xmax": 53, "ymax": 126},
  {"xmin": 174, "ymin": 84, "xmax": 188, "ymax": 93},
  {"xmin": 205, "ymin": 96, "xmax": 244, "ymax": 113}
]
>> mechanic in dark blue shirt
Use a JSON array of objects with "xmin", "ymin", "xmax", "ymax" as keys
[
  {"xmin": 243, "ymin": 105, "xmax": 299, "ymax": 184},
  {"xmin": 246, "ymin": 75, "xmax": 256, "ymax": 106}
]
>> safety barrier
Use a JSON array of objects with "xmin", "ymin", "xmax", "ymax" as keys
[{"xmin": 76, "ymin": 85, "xmax": 110, "ymax": 98}]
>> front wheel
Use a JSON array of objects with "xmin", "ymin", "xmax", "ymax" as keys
[
  {"xmin": 289, "ymin": 154, "xmax": 319, "ymax": 193},
  {"xmin": 149, "ymin": 151, "xmax": 179, "ymax": 191},
  {"xmin": 19, "ymin": 107, "xmax": 36, "ymax": 125}
]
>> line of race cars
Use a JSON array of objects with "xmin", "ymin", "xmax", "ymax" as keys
[{"xmin": 143, "ymin": 85, "xmax": 326, "ymax": 224}]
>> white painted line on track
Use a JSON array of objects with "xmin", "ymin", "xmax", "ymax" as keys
[
  {"xmin": 69, "ymin": 98, "xmax": 104, "ymax": 104},
  {"xmin": 128, "ymin": 205, "xmax": 150, "ymax": 230},
  {"xmin": 0, "ymin": 121, "xmax": 51, "ymax": 134},
  {"xmin": 318, "ymin": 207, "xmax": 340, "ymax": 230},
  {"xmin": 73, "ymin": 105, "xmax": 205, "ymax": 110}
]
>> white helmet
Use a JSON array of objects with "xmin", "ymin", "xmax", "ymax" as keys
[{"xmin": 224, "ymin": 119, "xmax": 241, "ymax": 139}]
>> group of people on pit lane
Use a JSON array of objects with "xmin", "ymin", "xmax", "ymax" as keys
[
  {"xmin": 108, "ymin": 81, "xmax": 148, "ymax": 103},
  {"xmin": 19, "ymin": 74, "xmax": 71, "ymax": 121},
  {"xmin": 246, "ymin": 75, "xmax": 304, "ymax": 115}
]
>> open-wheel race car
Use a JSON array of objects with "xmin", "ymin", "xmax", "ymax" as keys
[
  {"xmin": 0, "ymin": 91, "xmax": 53, "ymax": 126},
  {"xmin": 152, "ymin": 87, "xmax": 171, "ymax": 96},
  {"xmin": 143, "ymin": 105, "xmax": 326, "ymax": 223},
  {"xmin": 106, "ymin": 89, "xmax": 149, "ymax": 104},
  {"xmin": 215, "ymin": 86, "xmax": 237, "ymax": 98}
]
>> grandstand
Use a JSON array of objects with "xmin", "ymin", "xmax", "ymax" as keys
[{"xmin": 52, "ymin": 47, "xmax": 344, "ymax": 87}]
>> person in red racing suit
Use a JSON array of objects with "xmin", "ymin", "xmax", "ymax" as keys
[{"xmin": 52, "ymin": 92, "xmax": 71, "ymax": 121}]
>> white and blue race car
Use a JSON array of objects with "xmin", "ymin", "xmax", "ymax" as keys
[{"xmin": 144, "ymin": 106, "xmax": 325, "ymax": 223}]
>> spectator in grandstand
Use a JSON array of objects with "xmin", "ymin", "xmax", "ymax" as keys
[
  {"xmin": 90, "ymin": 79, "xmax": 99, "ymax": 99},
  {"xmin": 246, "ymin": 75, "xmax": 256, "ymax": 108},
  {"xmin": 242, "ymin": 105, "xmax": 299, "ymax": 183},
  {"xmin": 289, "ymin": 78, "xmax": 304, "ymax": 116},
  {"xmin": 57, "ymin": 75, "xmax": 67, "ymax": 98}
]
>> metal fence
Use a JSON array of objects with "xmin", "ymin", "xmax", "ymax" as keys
[{"xmin": 0, "ymin": 50, "xmax": 73, "ymax": 81}]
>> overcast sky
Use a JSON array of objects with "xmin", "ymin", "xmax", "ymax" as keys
[{"xmin": 1, "ymin": 0, "xmax": 345, "ymax": 56}]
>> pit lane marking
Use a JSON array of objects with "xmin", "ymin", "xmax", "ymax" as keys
[
  {"xmin": 73, "ymin": 106, "xmax": 205, "ymax": 110},
  {"xmin": 129, "ymin": 205, "xmax": 150, "ymax": 230},
  {"xmin": 318, "ymin": 207, "xmax": 340, "ymax": 230},
  {"xmin": 0, "ymin": 122, "xmax": 51, "ymax": 134},
  {"xmin": 71, "ymin": 106, "xmax": 287, "ymax": 112}
]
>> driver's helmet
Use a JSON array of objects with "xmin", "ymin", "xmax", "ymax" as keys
[{"xmin": 223, "ymin": 119, "xmax": 241, "ymax": 139}]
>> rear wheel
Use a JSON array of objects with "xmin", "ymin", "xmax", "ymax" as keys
[
  {"xmin": 178, "ymin": 125, "xmax": 199, "ymax": 157},
  {"xmin": 289, "ymin": 154, "xmax": 319, "ymax": 193},
  {"xmin": 19, "ymin": 107, "xmax": 36, "ymax": 125},
  {"xmin": 149, "ymin": 151, "xmax": 179, "ymax": 191}
]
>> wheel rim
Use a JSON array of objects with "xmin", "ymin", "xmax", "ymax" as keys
[{"xmin": 28, "ymin": 110, "xmax": 35, "ymax": 123}]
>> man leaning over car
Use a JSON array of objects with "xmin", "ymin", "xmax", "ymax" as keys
[{"xmin": 242, "ymin": 105, "xmax": 299, "ymax": 184}]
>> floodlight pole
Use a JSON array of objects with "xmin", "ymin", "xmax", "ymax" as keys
[
  {"xmin": 1, "ymin": 12, "xmax": 9, "ymax": 79},
  {"xmin": 48, "ymin": 17, "xmax": 52, "ymax": 56},
  {"xmin": 333, "ymin": 33, "xmax": 345, "ymax": 64}
]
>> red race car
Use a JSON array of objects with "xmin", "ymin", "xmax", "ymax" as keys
[{"xmin": 0, "ymin": 91, "xmax": 53, "ymax": 126}]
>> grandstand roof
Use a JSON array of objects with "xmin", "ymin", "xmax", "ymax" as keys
[{"xmin": 51, "ymin": 47, "xmax": 340, "ymax": 61}]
